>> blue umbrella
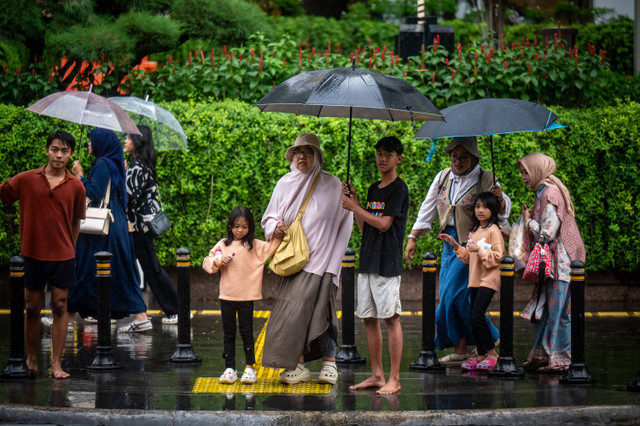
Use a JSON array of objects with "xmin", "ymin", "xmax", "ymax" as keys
[{"xmin": 415, "ymin": 98, "xmax": 565, "ymax": 181}]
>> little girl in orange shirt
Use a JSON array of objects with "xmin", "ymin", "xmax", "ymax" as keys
[
  {"xmin": 439, "ymin": 192, "xmax": 505, "ymax": 371},
  {"xmin": 203, "ymin": 206, "xmax": 285, "ymax": 384}
]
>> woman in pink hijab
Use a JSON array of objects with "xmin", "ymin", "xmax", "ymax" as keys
[
  {"xmin": 261, "ymin": 133, "xmax": 353, "ymax": 386},
  {"xmin": 518, "ymin": 152, "xmax": 585, "ymax": 373}
]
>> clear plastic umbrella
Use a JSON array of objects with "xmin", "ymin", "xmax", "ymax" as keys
[
  {"xmin": 108, "ymin": 95, "xmax": 188, "ymax": 151},
  {"xmin": 27, "ymin": 86, "xmax": 140, "ymax": 135}
]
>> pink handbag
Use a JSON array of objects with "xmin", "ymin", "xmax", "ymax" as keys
[{"xmin": 522, "ymin": 242, "xmax": 552, "ymax": 283}]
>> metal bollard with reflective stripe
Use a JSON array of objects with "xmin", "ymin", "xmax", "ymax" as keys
[
  {"xmin": 561, "ymin": 260, "xmax": 594, "ymax": 384},
  {"xmin": 88, "ymin": 251, "xmax": 120, "ymax": 370},
  {"xmin": 489, "ymin": 256, "xmax": 524, "ymax": 378},
  {"xmin": 336, "ymin": 248, "xmax": 366, "ymax": 364},
  {"xmin": 171, "ymin": 247, "xmax": 201, "ymax": 363},
  {"xmin": 1, "ymin": 256, "xmax": 31, "ymax": 379},
  {"xmin": 410, "ymin": 252, "xmax": 444, "ymax": 371}
]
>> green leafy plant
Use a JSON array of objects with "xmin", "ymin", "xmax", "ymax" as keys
[{"xmin": 1, "ymin": 100, "xmax": 639, "ymax": 274}]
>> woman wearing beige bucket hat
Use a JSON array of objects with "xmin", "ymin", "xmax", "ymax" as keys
[
  {"xmin": 405, "ymin": 136, "xmax": 512, "ymax": 366},
  {"xmin": 261, "ymin": 133, "xmax": 353, "ymax": 385}
]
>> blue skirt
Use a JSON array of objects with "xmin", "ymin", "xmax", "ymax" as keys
[
  {"xmin": 434, "ymin": 227, "xmax": 499, "ymax": 350},
  {"xmin": 68, "ymin": 197, "xmax": 146, "ymax": 319}
]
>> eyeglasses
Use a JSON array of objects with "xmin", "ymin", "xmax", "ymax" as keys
[
  {"xmin": 293, "ymin": 148, "xmax": 314, "ymax": 157},
  {"xmin": 450, "ymin": 154, "xmax": 471, "ymax": 163}
]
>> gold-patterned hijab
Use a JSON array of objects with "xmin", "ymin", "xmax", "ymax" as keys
[{"xmin": 517, "ymin": 152, "xmax": 575, "ymax": 217}]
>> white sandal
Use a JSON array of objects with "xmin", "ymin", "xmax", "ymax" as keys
[
  {"xmin": 278, "ymin": 363, "xmax": 311, "ymax": 384},
  {"xmin": 317, "ymin": 361, "xmax": 338, "ymax": 385},
  {"xmin": 241, "ymin": 366, "xmax": 257, "ymax": 384},
  {"xmin": 439, "ymin": 352, "xmax": 469, "ymax": 366}
]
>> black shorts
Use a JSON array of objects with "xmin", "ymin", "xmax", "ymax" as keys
[{"xmin": 23, "ymin": 257, "xmax": 76, "ymax": 290}]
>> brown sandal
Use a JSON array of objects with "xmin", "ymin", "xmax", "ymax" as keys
[{"xmin": 537, "ymin": 365, "xmax": 569, "ymax": 374}]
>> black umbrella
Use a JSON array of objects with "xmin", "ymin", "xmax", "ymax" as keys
[
  {"xmin": 415, "ymin": 98, "xmax": 564, "ymax": 181},
  {"xmin": 255, "ymin": 61, "xmax": 443, "ymax": 183}
]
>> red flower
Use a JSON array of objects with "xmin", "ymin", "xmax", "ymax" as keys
[
  {"xmin": 535, "ymin": 53, "xmax": 538, "ymax": 61},
  {"xmin": 526, "ymin": 38, "xmax": 530, "ymax": 48},
  {"xmin": 224, "ymin": 45, "xmax": 227, "ymax": 55},
  {"xmin": 504, "ymin": 60, "xmax": 508, "ymax": 69},
  {"xmin": 432, "ymin": 71, "xmax": 436, "ymax": 83},
  {"xmin": 251, "ymin": 48, "xmax": 255, "ymax": 58},
  {"xmin": 369, "ymin": 57, "xmax": 373, "ymax": 69},
  {"xmin": 473, "ymin": 63, "xmax": 477, "ymax": 78},
  {"xmin": 474, "ymin": 52, "xmax": 478, "ymax": 62},
  {"xmin": 200, "ymin": 50, "xmax": 205, "ymax": 61},
  {"xmin": 451, "ymin": 68, "xmax": 455, "ymax": 80},
  {"xmin": 481, "ymin": 45, "xmax": 485, "ymax": 54},
  {"xmin": 527, "ymin": 62, "xmax": 532, "ymax": 74},
  {"xmin": 238, "ymin": 53, "xmax": 242, "ymax": 61},
  {"xmin": 283, "ymin": 58, "xmax": 286, "ymax": 67},
  {"xmin": 520, "ymin": 49, "xmax": 524, "ymax": 61},
  {"xmin": 337, "ymin": 43, "xmax": 341, "ymax": 54},
  {"xmin": 169, "ymin": 55, "xmax": 172, "ymax": 64},
  {"xmin": 486, "ymin": 51, "xmax": 492, "ymax": 63},
  {"xmin": 445, "ymin": 58, "xmax": 449, "ymax": 68}
]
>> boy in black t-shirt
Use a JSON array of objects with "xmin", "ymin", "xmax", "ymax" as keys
[{"xmin": 341, "ymin": 136, "xmax": 408, "ymax": 395}]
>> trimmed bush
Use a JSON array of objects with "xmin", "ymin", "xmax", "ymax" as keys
[{"xmin": 0, "ymin": 100, "xmax": 638, "ymax": 273}]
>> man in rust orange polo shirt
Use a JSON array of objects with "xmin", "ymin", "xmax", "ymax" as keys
[{"xmin": 0, "ymin": 130, "xmax": 86, "ymax": 379}]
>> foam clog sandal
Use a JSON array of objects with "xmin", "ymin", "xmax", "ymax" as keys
[
  {"xmin": 317, "ymin": 362, "xmax": 338, "ymax": 385},
  {"xmin": 461, "ymin": 357, "xmax": 481, "ymax": 371},
  {"xmin": 475, "ymin": 357, "xmax": 498, "ymax": 370},
  {"xmin": 278, "ymin": 363, "xmax": 311, "ymax": 384}
]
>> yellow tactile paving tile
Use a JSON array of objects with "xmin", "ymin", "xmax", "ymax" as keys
[
  {"xmin": 192, "ymin": 377, "xmax": 332, "ymax": 394},
  {"xmin": 193, "ymin": 313, "xmax": 332, "ymax": 394}
]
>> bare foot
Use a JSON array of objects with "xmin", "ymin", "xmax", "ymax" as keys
[
  {"xmin": 26, "ymin": 359, "xmax": 38, "ymax": 374},
  {"xmin": 349, "ymin": 375, "xmax": 386, "ymax": 391},
  {"xmin": 52, "ymin": 365, "xmax": 70, "ymax": 379},
  {"xmin": 376, "ymin": 379, "xmax": 401, "ymax": 395}
]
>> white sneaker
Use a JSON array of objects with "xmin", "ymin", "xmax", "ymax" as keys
[
  {"xmin": 41, "ymin": 316, "xmax": 74, "ymax": 330},
  {"xmin": 84, "ymin": 316, "xmax": 116, "ymax": 324},
  {"xmin": 241, "ymin": 366, "xmax": 257, "ymax": 384},
  {"xmin": 161, "ymin": 312, "xmax": 194, "ymax": 324},
  {"xmin": 219, "ymin": 368, "xmax": 238, "ymax": 384},
  {"xmin": 162, "ymin": 314, "xmax": 178, "ymax": 324},
  {"xmin": 118, "ymin": 319, "xmax": 153, "ymax": 333},
  {"xmin": 40, "ymin": 316, "xmax": 53, "ymax": 328}
]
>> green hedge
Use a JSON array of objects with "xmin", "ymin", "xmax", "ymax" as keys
[{"xmin": 1, "ymin": 100, "xmax": 639, "ymax": 273}]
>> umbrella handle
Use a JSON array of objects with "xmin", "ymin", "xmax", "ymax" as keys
[{"xmin": 345, "ymin": 107, "xmax": 352, "ymax": 195}]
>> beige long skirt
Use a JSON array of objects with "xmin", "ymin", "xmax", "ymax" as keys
[{"xmin": 262, "ymin": 271, "xmax": 338, "ymax": 370}]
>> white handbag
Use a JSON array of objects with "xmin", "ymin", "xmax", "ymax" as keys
[{"xmin": 80, "ymin": 179, "xmax": 114, "ymax": 235}]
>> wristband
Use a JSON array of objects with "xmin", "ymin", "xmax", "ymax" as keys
[{"xmin": 408, "ymin": 234, "xmax": 417, "ymax": 241}]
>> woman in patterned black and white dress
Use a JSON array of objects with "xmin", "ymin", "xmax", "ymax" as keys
[{"xmin": 124, "ymin": 125, "xmax": 179, "ymax": 327}]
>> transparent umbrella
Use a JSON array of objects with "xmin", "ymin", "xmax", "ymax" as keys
[
  {"xmin": 27, "ymin": 86, "xmax": 140, "ymax": 135},
  {"xmin": 108, "ymin": 95, "xmax": 188, "ymax": 151}
]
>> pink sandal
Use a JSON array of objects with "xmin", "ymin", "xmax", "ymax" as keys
[
  {"xmin": 461, "ymin": 357, "xmax": 481, "ymax": 370},
  {"xmin": 475, "ymin": 357, "xmax": 497, "ymax": 370}
]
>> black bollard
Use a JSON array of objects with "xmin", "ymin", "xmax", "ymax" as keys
[
  {"xmin": 170, "ymin": 247, "xmax": 201, "ymax": 363},
  {"xmin": 489, "ymin": 256, "xmax": 524, "ymax": 378},
  {"xmin": 560, "ymin": 260, "xmax": 594, "ymax": 384},
  {"xmin": 409, "ymin": 252, "xmax": 446, "ymax": 372},
  {"xmin": 336, "ymin": 248, "xmax": 366, "ymax": 364},
  {"xmin": 88, "ymin": 252, "xmax": 121, "ymax": 370},
  {"xmin": 1, "ymin": 256, "xmax": 31, "ymax": 380},
  {"xmin": 410, "ymin": 252, "xmax": 445, "ymax": 372}
]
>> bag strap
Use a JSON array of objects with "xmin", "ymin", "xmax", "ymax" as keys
[
  {"xmin": 296, "ymin": 174, "xmax": 320, "ymax": 220},
  {"xmin": 88, "ymin": 178, "xmax": 111, "ymax": 208}
]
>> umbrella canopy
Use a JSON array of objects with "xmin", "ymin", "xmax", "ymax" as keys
[
  {"xmin": 256, "ymin": 62, "xmax": 443, "ymax": 181},
  {"xmin": 108, "ymin": 96, "xmax": 188, "ymax": 151},
  {"xmin": 415, "ymin": 98, "xmax": 564, "ymax": 180},
  {"xmin": 27, "ymin": 89, "xmax": 141, "ymax": 135}
]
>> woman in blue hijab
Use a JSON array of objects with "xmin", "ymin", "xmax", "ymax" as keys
[{"xmin": 68, "ymin": 128, "xmax": 150, "ymax": 330}]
